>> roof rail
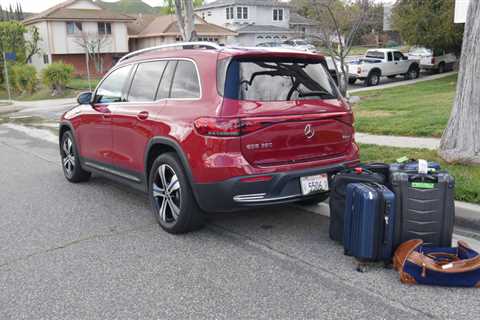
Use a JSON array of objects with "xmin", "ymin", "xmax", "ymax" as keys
[{"xmin": 117, "ymin": 41, "xmax": 222, "ymax": 64}]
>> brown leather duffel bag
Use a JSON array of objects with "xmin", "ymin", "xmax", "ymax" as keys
[{"xmin": 393, "ymin": 239, "xmax": 480, "ymax": 287}]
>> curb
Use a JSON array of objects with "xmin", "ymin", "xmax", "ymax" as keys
[{"xmin": 295, "ymin": 200, "xmax": 480, "ymax": 233}]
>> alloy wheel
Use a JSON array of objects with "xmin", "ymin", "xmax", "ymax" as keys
[
  {"xmin": 152, "ymin": 164, "xmax": 182, "ymax": 224},
  {"xmin": 62, "ymin": 137, "xmax": 75, "ymax": 178}
]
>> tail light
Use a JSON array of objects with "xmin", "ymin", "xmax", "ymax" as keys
[
  {"xmin": 194, "ymin": 117, "xmax": 265, "ymax": 137},
  {"xmin": 431, "ymin": 57, "xmax": 435, "ymax": 64}
]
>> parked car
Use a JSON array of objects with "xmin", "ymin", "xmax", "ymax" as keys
[
  {"xmin": 256, "ymin": 42, "xmax": 289, "ymax": 48},
  {"xmin": 407, "ymin": 47, "xmax": 457, "ymax": 73},
  {"xmin": 283, "ymin": 39, "xmax": 317, "ymax": 52},
  {"xmin": 60, "ymin": 42, "xmax": 359, "ymax": 234},
  {"xmin": 347, "ymin": 49, "xmax": 420, "ymax": 86}
]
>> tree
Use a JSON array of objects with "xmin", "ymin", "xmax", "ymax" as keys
[
  {"xmin": 24, "ymin": 26, "xmax": 41, "ymax": 64},
  {"xmin": 438, "ymin": 1, "xmax": 480, "ymax": 164},
  {"xmin": 0, "ymin": 20, "xmax": 27, "ymax": 62},
  {"xmin": 392, "ymin": 0, "xmax": 463, "ymax": 53},
  {"xmin": 174, "ymin": 0, "xmax": 196, "ymax": 41},
  {"xmin": 303, "ymin": 0, "xmax": 374, "ymax": 95},
  {"xmin": 74, "ymin": 32, "xmax": 111, "ymax": 74}
]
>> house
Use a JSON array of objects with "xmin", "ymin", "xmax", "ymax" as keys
[
  {"xmin": 128, "ymin": 14, "xmax": 237, "ymax": 51},
  {"xmin": 23, "ymin": 0, "xmax": 135, "ymax": 76},
  {"xmin": 195, "ymin": 0, "xmax": 298, "ymax": 46},
  {"xmin": 289, "ymin": 11, "xmax": 321, "ymax": 39}
]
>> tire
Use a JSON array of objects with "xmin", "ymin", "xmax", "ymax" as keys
[
  {"xmin": 437, "ymin": 62, "xmax": 445, "ymax": 74},
  {"xmin": 297, "ymin": 192, "xmax": 329, "ymax": 206},
  {"xmin": 348, "ymin": 78, "xmax": 357, "ymax": 85},
  {"xmin": 365, "ymin": 71, "xmax": 380, "ymax": 87},
  {"xmin": 148, "ymin": 152, "xmax": 204, "ymax": 234},
  {"xmin": 60, "ymin": 131, "xmax": 91, "ymax": 182},
  {"xmin": 405, "ymin": 66, "xmax": 420, "ymax": 80}
]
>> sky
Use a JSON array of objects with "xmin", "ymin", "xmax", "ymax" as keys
[{"xmin": 0, "ymin": 0, "xmax": 395, "ymax": 14}]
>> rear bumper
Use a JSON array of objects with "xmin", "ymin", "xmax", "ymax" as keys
[{"xmin": 193, "ymin": 160, "xmax": 358, "ymax": 212}]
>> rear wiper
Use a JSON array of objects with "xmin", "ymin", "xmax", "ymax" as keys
[{"xmin": 298, "ymin": 91, "xmax": 335, "ymax": 99}]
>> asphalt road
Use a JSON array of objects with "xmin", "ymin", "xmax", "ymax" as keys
[{"xmin": 1, "ymin": 124, "xmax": 480, "ymax": 320}]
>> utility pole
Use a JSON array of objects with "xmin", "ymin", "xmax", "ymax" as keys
[{"xmin": 3, "ymin": 52, "xmax": 12, "ymax": 102}]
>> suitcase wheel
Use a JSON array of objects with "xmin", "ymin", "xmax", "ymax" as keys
[{"xmin": 356, "ymin": 262, "xmax": 368, "ymax": 273}]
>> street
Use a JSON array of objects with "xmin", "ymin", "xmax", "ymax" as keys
[{"xmin": 1, "ymin": 119, "xmax": 480, "ymax": 319}]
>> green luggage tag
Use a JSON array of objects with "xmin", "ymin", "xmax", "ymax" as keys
[
  {"xmin": 396, "ymin": 156, "xmax": 409, "ymax": 163},
  {"xmin": 411, "ymin": 182, "xmax": 435, "ymax": 189}
]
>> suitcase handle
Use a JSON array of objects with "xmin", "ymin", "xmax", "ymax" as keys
[{"xmin": 408, "ymin": 174, "xmax": 438, "ymax": 183}]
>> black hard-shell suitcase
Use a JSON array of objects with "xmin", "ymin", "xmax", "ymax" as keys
[
  {"xmin": 390, "ymin": 171, "xmax": 455, "ymax": 249},
  {"xmin": 329, "ymin": 168, "xmax": 386, "ymax": 243}
]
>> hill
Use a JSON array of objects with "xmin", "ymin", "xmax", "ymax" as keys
[{"xmin": 97, "ymin": 0, "xmax": 161, "ymax": 14}]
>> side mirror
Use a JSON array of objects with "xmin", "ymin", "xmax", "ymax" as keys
[{"xmin": 77, "ymin": 91, "xmax": 92, "ymax": 105}]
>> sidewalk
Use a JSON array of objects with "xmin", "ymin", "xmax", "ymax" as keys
[
  {"xmin": 297, "ymin": 200, "xmax": 480, "ymax": 233},
  {"xmin": 355, "ymin": 132, "xmax": 440, "ymax": 150},
  {"xmin": 348, "ymin": 71, "xmax": 457, "ymax": 94}
]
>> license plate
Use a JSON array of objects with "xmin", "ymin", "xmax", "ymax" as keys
[{"xmin": 300, "ymin": 174, "xmax": 329, "ymax": 195}]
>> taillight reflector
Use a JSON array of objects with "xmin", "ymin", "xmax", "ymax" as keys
[{"xmin": 239, "ymin": 175, "xmax": 273, "ymax": 183}]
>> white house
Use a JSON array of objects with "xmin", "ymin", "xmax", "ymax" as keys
[
  {"xmin": 195, "ymin": 0, "xmax": 297, "ymax": 46},
  {"xmin": 23, "ymin": 0, "xmax": 134, "ymax": 76},
  {"xmin": 128, "ymin": 14, "xmax": 237, "ymax": 51}
]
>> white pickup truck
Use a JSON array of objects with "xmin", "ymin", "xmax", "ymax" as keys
[
  {"xmin": 347, "ymin": 49, "xmax": 420, "ymax": 86},
  {"xmin": 407, "ymin": 47, "xmax": 457, "ymax": 73}
]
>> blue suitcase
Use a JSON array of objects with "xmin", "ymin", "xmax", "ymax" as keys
[{"xmin": 343, "ymin": 183, "xmax": 396, "ymax": 271}]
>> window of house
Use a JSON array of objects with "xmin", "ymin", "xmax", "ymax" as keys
[
  {"xmin": 128, "ymin": 61, "xmax": 167, "ymax": 102},
  {"xmin": 208, "ymin": 11, "xmax": 212, "ymax": 16},
  {"xmin": 98, "ymin": 22, "xmax": 112, "ymax": 35},
  {"xmin": 66, "ymin": 21, "xmax": 82, "ymax": 34},
  {"xmin": 43, "ymin": 54, "xmax": 49, "ymax": 64},
  {"xmin": 226, "ymin": 7, "xmax": 234, "ymax": 20},
  {"xmin": 170, "ymin": 61, "xmax": 201, "ymax": 99},
  {"xmin": 273, "ymin": 8, "xmax": 283, "ymax": 21},
  {"xmin": 236, "ymin": 6, "xmax": 248, "ymax": 19},
  {"xmin": 202, "ymin": 12, "xmax": 206, "ymax": 19},
  {"xmin": 95, "ymin": 65, "xmax": 132, "ymax": 103}
]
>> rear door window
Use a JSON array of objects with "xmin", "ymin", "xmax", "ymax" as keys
[
  {"xmin": 156, "ymin": 61, "xmax": 177, "ymax": 100},
  {"xmin": 170, "ymin": 61, "xmax": 201, "ymax": 99},
  {"xmin": 128, "ymin": 61, "xmax": 167, "ymax": 102},
  {"xmin": 221, "ymin": 58, "xmax": 338, "ymax": 101}
]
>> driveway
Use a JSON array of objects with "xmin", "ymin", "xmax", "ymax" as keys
[{"xmin": 1, "ymin": 121, "xmax": 480, "ymax": 319}]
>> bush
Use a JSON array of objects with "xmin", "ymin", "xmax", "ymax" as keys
[
  {"xmin": 41, "ymin": 62, "xmax": 74, "ymax": 95},
  {"xmin": 11, "ymin": 64, "xmax": 37, "ymax": 95}
]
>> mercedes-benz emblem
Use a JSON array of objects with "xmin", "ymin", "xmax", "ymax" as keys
[{"xmin": 304, "ymin": 124, "xmax": 315, "ymax": 139}]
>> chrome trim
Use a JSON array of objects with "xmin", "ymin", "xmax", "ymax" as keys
[
  {"xmin": 84, "ymin": 161, "xmax": 141, "ymax": 183},
  {"xmin": 94, "ymin": 57, "xmax": 203, "ymax": 104},
  {"xmin": 233, "ymin": 193, "xmax": 302, "ymax": 203},
  {"xmin": 117, "ymin": 42, "xmax": 222, "ymax": 64}
]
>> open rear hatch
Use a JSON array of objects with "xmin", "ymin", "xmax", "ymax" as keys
[{"xmin": 218, "ymin": 54, "xmax": 354, "ymax": 167}]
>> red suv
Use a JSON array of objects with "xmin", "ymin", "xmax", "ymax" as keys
[{"xmin": 60, "ymin": 42, "xmax": 359, "ymax": 234}]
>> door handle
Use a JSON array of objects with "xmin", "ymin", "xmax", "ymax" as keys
[
  {"xmin": 102, "ymin": 113, "xmax": 111, "ymax": 120},
  {"xmin": 137, "ymin": 111, "xmax": 149, "ymax": 121}
]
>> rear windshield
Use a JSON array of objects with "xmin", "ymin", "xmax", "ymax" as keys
[
  {"xmin": 218, "ymin": 57, "xmax": 339, "ymax": 101},
  {"xmin": 365, "ymin": 51, "xmax": 385, "ymax": 59}
]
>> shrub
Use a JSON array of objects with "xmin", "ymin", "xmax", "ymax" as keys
[
  {"xmin": 11, "ymin": 64, "xmax": 37, "ymax": 95},
  {"xmin": 41, "ymin": 62, "xmax": 74, "ymax": 95}
]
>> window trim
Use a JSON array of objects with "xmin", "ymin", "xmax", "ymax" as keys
[
  {"xmin": 235, "ymin": 6, "xmax": 248, "ymax": 20},
  {"xmin": 98, "ymin": 22, "xmax": 112, "ymax": 35},
  {"xmin": 273, "ymin": 8, "xmax": 284, "ymax": 21},
  {"xmin": 66, "ymin": 21, "xmax": 82, "ymax": 35},
  {"xmin": 94, "ymin": 58, "xmax": 203, "ymax": 105}
]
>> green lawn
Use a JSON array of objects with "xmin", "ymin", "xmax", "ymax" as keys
[
  {"xmin": 360, "ymin": 144, "xmax": 480, "ymax": 204},
  {"xmin": 0, "ymin": 77, "xmax": 101, "ymax": 101},
  {"xmin": 353, "ymin": 74, "xmax": 457, "ymax": 137}
]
